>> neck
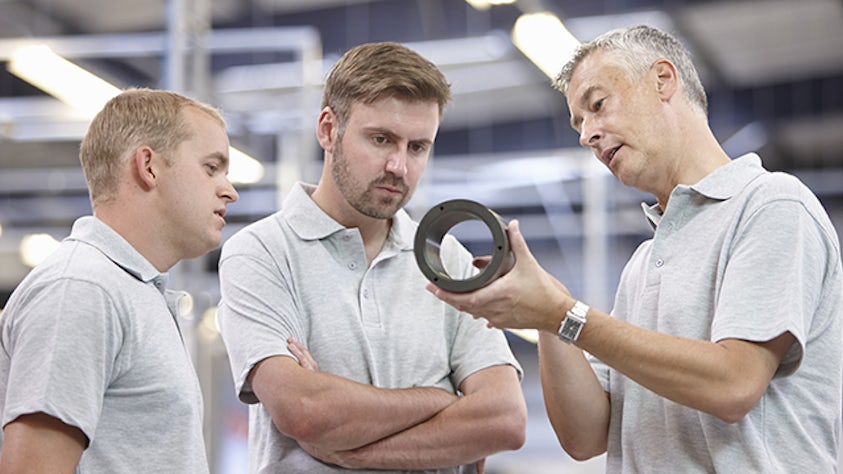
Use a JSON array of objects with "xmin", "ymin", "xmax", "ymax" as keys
[
  {"xmin": 655, "ymin": 112, "xmax": 731, "ymax": 209},
  {"xmin": 310, "ymin": 183, "xmax": 393, "ymax": 266},
  {"xmin": 94, "ymin": 199, "xmax": 175, "ymax": 272}
]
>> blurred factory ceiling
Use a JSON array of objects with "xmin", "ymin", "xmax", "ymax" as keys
[{"xmin": 1, "ymin": 0, "xmax": 843, "ymax": 295}]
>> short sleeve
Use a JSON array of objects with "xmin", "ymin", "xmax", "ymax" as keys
[
  {"xmin": 217, "ymin": 232, "xmax": 303, "ymax": 404},
  {"xmin": 2, "ymin": 278, "xmax": 122, "ymax": 441}
]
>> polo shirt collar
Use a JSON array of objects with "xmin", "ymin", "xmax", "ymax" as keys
[
  {"xmin": 640, "ymin": 153, "xmax": 766, "ymax": 229},
  {"xmin": 66, "ymin": 216, "xmax": 169, "ymax": 293},
  {"xmin": 285, "ymin": 182, "xmax": 414, "ymax": 251},
  {"xmin": 284, "ymin": 183, "xmax": 344, "ymax": 240},
  {"xmin": 688, "ymin": 153, "xmax": 766, "ymax": 200}
]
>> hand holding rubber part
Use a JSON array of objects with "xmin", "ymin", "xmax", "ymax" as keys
[{"xmin": 414, "ymin": 199, "xmax": 514, "ymax": 293}]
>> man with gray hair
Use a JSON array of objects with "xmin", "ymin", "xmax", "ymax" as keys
[{"xmin": 430, "ymin": 25, "xmax": 842, "ymax": 471}]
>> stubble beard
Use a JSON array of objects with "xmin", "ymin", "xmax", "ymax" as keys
[{"xmin": 331, "ymin": 139, "xmax": 410, "ymax": 220}]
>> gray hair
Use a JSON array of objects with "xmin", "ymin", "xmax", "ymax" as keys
[{"xmin": 554, "ymin": 25, "xmax": 707, "ymax": 116}]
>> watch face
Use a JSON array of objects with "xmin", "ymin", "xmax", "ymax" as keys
[{"xmin": 560, "ymin": 318, "xmax": 581, "ymax": 341}]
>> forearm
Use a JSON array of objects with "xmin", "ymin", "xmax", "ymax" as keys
[
  {"xmin": 577, "ymin": 309, "xmax": 786, "ymax": 422},
  {"xmin": 537, "ymin": 331, "xmax": 609, "ymax": 460},
  {"xmin": 0, "ymin": 413, "xmax": 86, "ymax": 474},
  {"xmin": 317, "ymin": 366, "xmax": 526, "ymax": 470},
  {"xmin": 289, "ymin": 374, "xmax": 457, "ymax": 450},
  {"xmin": 253, "ymin": 357, "xmax": 458, "ymax": 451}
]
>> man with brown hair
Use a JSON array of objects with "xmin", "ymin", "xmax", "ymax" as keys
[
  {"xmin": 0, "ymin": 88, "xmax": 239, "ymax": 473},
  {"xmin": 217, "ymin": 42, "xmax": 526, "ymax": 473}
]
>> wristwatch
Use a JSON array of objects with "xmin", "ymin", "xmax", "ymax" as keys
[{"xmin": 557, "ymin": 300, "xmax": 590, "ymax": 344}]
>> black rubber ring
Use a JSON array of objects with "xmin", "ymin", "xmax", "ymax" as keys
[{"xmin": 414, "ymin": 199, "xmax": 513, "ymax": 293}]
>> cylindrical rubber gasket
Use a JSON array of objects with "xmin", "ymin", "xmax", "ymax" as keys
[{"xmin": 414, "ymin": 199, "xmax": 513, "ymax": 293}]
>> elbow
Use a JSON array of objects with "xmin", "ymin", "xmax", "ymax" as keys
[
  {"xmin": 710, "ymin": 401, "xmax": 754, "ymax": 424},
  {"xmin": 565, "ymin": 447, "xmax": 605, "ymax": 463},
  {"xmin": 559, "ymin": 436, "xmax": 607, "ymax": 462},
  {"xmin": 268, "ymin": 398, "xmax": 329, "ymax": 444},
  {"xmin": 705, "ymin": 384, "xmax": 761, "ymax": 424},
  {"xmin": 503, "ymin": 419, "xmax": 527, "ymax": 452},
  {"xmin": 499, "ymin": 403, "xmax": 528, "ymax": 451}
]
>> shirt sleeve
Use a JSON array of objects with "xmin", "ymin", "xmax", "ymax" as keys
[
  {"xmin": 2, "ymin": 278, "xmax": 122, "ymax": 442},
  {"xmin": 217, "ymin": 230, "xmax": 303, "ymax": 404},
  {"xmin": 712, "ymin": 197, "xmax": 831, "ymax": 377}
]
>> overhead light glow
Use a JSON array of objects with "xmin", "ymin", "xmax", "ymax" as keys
[
  {"xmin": 7, "ymin": 44, "xmax": 264, "ymax": 184},
  {"xmin": 8, "ymin": 44, "xmax": 121, "ymax": 117},
  {"xmin": 199, "ymin": 306, "xmax": 221, "ymax": 341},
  {"xmin": 512, "ymin": 12, "xmax": 581, "ymax": 79},
  {"xmin": 465, "ymin": 0, "xmax": 516, "ymax": 10},
  {"xmin": 20, "ymin": 233, "xmax": 61, "ymax": 268},
  {"xmin": 228, "ymin": 147, "xmax": 265, "ymax": 184}
]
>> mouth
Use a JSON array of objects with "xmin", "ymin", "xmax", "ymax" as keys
[
  {"xmin": 602, "ymin": 145, "xmax": 621, "ymax": 166},
  {"xmin": 214, "ymin": 208, "xmax": 227, "ymax": 222},
  {"xmin": 372, "ymin": 179, "xmax": 407, "ymax": 197},
  {"xmin": 377, "ymin": 185, "xmax": 403, "ymax": 195}
]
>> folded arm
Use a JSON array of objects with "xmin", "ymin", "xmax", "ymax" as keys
[
  {"xmin": 300, "ymin": 363, "xmax": 526, "ymax": 471},
  {"xmin": 249, "ymin": 351, "xmax": 459, "ymax": 452}
]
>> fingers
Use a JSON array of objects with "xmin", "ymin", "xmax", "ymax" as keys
[
  {"xmin": 472, "ymin": 255, "xmax": 491, "ymax": 270},
  {"xmin": 507, "ymin": 219, "xmax": 547, "ymax": 275},
  {"xmin": 287, "ymin": 337, "xmax": 319, "ymax": 371}
]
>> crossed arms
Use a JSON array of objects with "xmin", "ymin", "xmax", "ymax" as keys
[{"xmin": 248, "ymin": 338, "xmax": 527, "ymax": 471}]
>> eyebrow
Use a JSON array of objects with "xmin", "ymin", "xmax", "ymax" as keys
[
  {"xmin": 206, "ymin": 151, "xmax": 230, "ymax": 169},
  {"xmin": 569, "ymin": 85, "xmax": 600, "ymax": 131}
]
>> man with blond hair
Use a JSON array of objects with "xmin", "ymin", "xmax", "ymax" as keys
[{"xmin": 0, "ymin": 88, "xmax": 239, "ymax": 473}]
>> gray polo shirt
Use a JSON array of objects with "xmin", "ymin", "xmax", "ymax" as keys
[
  {"xmin": 218, "ymin": 182, "xmax": 521, "ymax": 474},
  {"xmin": 592, "ymin": 154, "xmax": 843, "ymax": 472},
  {"xmin": 0, "ymin": 216, "xmax": 209, "ymax": 473}
]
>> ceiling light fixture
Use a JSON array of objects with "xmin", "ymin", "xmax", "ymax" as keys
[
  {"xmin": 511, "ymin": 12, "xmax": 581, "ymax": 79},
  {"xmin": 20, "ymin": 233, "xmax": 61, "ymax": 268},
  {"xmin": 465, "ymin": 0, "xmax": 517, "ymax": 11},
  {"xmin": 7, "ymin": 44, "xmax": 263, "ymax": 184},
  {"xmin": 8, "ymin": 44, "xmax": 121, "ymax": 118}
]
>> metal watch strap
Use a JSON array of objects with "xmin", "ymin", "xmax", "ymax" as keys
[{"xmin": 557, "ymin": 300, "xmax": 590, "ymax": 344}]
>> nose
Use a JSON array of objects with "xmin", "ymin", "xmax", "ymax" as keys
[
  {"xmin": 221, "ymin": 178, "xmax": 239, "ymax": 203},
  {"xmin": 384, "ymin": 149, "xmax": 408, "ymax": 178},
  {"xmin": 579, "ymin": 118, "xmax": 601, "ymax": 148}
]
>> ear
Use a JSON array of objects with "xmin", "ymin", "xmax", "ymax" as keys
[
  {"xmin": 131, "ymin": 145, "xmax": 158, "ymax": 191},
  {"xmin": 316, "ymin": 106, "xmax": 338, "ymax": 153},
  {"xmin": 652, "ymin": 59, "xmax": 679, "ymax": 102}
]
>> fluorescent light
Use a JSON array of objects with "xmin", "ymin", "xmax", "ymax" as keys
[
  {"xmin": 228, "ymin": 147, "xmax": 265, "ymax": 184},
  {"xmin": 465, "ymin": 0, "xmax": 516, "ymax": 10},
  {"xmin": 512, "ymin": 12, "xmax": 581, "ymax": 79},
  {"xmin": 20, "ymin": 233, "xmax": 61, "ymax": 267},
  {"xmin": 7, "ymin": 44, "xmax": 264, "ymax": 184},
  {"xmin": 8, "ymin": 44, "xmax": 121, "ymax": 117}
]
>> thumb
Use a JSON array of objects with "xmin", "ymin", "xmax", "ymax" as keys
[{"xmin": 507, "ymin": 219, "xmax": 535, "ymax": 264}]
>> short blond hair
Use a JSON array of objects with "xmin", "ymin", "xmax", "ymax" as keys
[{"xmin": 79, "ymin": 88, "xmax": 225, "ymax": 205}]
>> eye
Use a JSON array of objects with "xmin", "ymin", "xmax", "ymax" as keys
[
  {"xmin": 372, "ymin": 135, "xmax": 389, "ymax": 145},
  {"xmin": 593, "ymin": 98, "xmax": 605, "ymax": 112},
  {"xmin": 409, "ymin": 142, "xmax": 428, "ymax": 154},
  {"xmin": 205, "ymin": 163, "xmax": 220, "ymax": 174}
]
